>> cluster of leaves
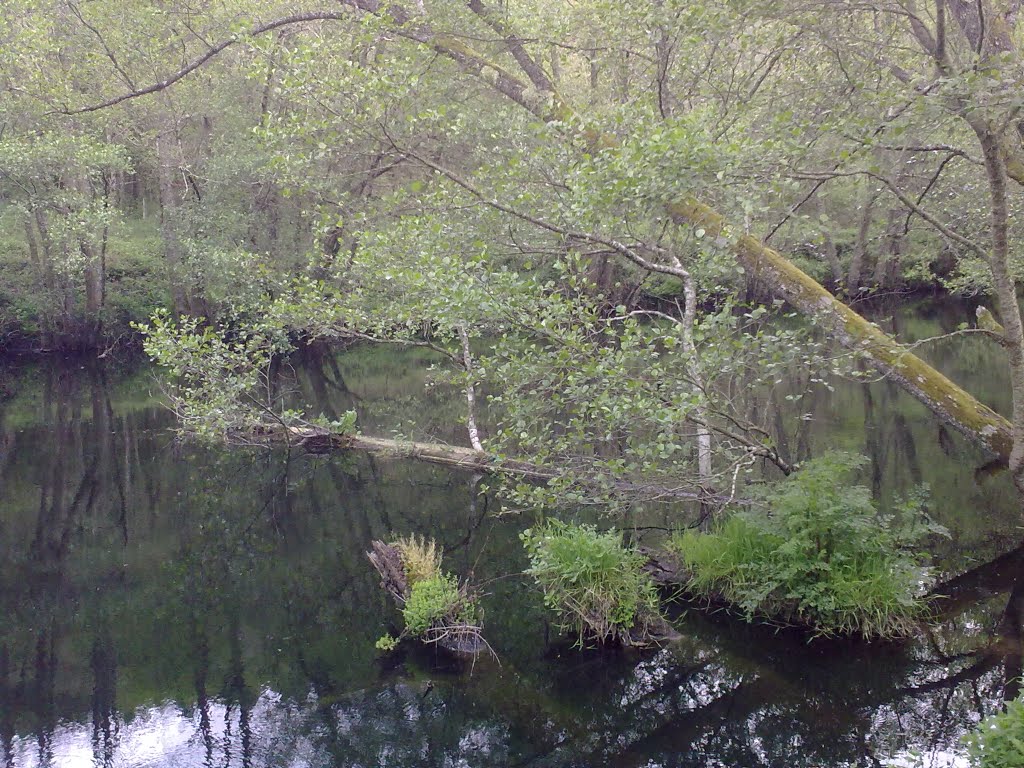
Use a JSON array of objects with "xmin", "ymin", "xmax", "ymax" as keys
[
  {"xmin": 964, "ymin": 694, "xmax": 1024, "ymax": 768},
  {"xmin": 139, "ymin": 310, "xmax": 298, "ymax": 440},
  {"xmin": 488, "ymin": 266, "xmax": 835, "ymax": 510},
  {"xmin": 521, "ymin": 520, "xmax": 665, "ymax": 647},
  {"xmin": 402, "ymin": 574, "xmax": 476, "ymax": 638},
  {"xmin": 672, "ymin": 452, "xmax": 943, "ymax": 638}
]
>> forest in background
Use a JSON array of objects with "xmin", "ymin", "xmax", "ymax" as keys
[{"xmin": 2, "ymin": 1, "xmax": 1017, "ymax": 349}]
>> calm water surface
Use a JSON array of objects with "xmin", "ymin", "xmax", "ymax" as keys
[{"xmin": 1, "ymin": 298, "xmax": 1023, "ymax": 767}]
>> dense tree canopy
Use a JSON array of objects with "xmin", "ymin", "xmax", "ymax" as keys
[{"xmin": 3, "ymin": 0, "xmax": 1024, "ymax": 506}]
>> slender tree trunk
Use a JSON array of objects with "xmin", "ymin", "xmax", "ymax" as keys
[
  {"xmin": 155, "ymin": 131, "xmax": 188, "ymax": 316},
  {"xmin": 873, "ymin": 205, "xmax": 905, "ymax": 289},
  {"xmin": 458, "ymin": 325, "xmax": 485, "ymax": 452},
  {"xmin": 847, "ymin": 181, "xmax": 879, "ymax": 293},
  {"xmin": 681, "ymin": 273, "xmax": 712, "ymax": 483},
  {"xmin": 978, "ymin": 129, "xmax": 1024, "ymax": 491}
]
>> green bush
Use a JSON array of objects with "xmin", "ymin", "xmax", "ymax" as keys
[
  {"xmin": 671, "ymin": 452, "xmax": 941, "ymax": 638},
  {"xmin": 372, "ymin": 537, "xmax": 485, "ymax": 653},
  {"xmin": 521, "ymin": 520, "xmax": 664, "ymax": 646},
  {"xmin": 965, "ymin": 695, "xmax": 1024, "ymax": 767}
]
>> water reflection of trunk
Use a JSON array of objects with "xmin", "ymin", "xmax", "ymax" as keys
[
  {"xmin": 926, "ymin": 544, "xmax": 1024, "ymax": 703},
  {"xmin": 190, "ymin": 619, "xmax": 215, "ymax": 768},
  {"xmin": 999, "ymin": 570, "xmax": 1024, "ymax": 702},
  {"xmin": 0, "ymin": 644, "xmax": 14, "ymax": 768},
  {"xmin": 297, "ymin": 343, "xmax": 360, "ymax": 421},
  {"xmin": 862, "ymin": 374, "xmax": 883, "ymax": 497},
  {"xmin": 600, "ymin": 676, "xmax": 778, "ymax": 768},
  {"xmin": 92, "ymin": 367, "xmax": 130, "ymax": 546},
  {"xmin": 28, "ymin": 364, "xmax": 124, "ymax": 563},
  {"xmin": 90, "ymin": 632, "xmax": 119, "ymax": 767},
  {"xmin": 32, "ymin": 628, "xmax": 57, "ymax": 768},
  {"xmin": 222, "ymin": 615, "xmax": 254, "ymax": 768}
]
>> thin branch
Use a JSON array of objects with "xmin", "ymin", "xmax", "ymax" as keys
[
  {"xmin": 386, "ymin": 133, "xmax": 690, "ymax": 282},
  {"xmin": 466, "ymin": 0, "xmax": 554, "ymax": 93},
  {"xmin": 66, "ymin": 1, "xmax": 137, "ymax": 90},
  {"xmin": 61, "ymin": 11, "xmax": 348, "ymax": 114}
]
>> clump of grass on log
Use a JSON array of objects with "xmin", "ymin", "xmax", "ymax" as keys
[
  {"xmin": 522, "ymin": 520, "xmax": 675, "ymax": 647},
  {"xmin": 671, "ymin": 452, "xmax": 943, "ymax": 639},
  {"xmin": 368, "ymin": 536, "xmax": 489, "ymax": 656}
]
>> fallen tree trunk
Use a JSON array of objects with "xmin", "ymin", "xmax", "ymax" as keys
[
  {"xmin": 275, "ymin": 426, "xmax": 553, "ymax": 476},
  {"xmin": 256, "ymin": 425, "xmax": 743, "ymax": 504}
]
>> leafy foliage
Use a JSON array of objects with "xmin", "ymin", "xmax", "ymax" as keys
[
  {"xmin": 521, "ymin": 520, "xmax": 664, "ymax": 646},
  {"xmin": 672, "ymin": 453, "xmax": 942, "ymax": 638},
  {"xmin": 965, "ymin": 694, "xmax": 1024, "ymax": 768}
]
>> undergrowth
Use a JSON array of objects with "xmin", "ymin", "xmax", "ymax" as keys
[
  {"xmin": 394, "ymin": 534, "xmax": 441, "ymax": 586},
  {"xmin": 671, "ymin": 452, "xmax": 942, "ymax": 639},
  {"xmin": 522, "ymin": 520, "xmax": 665, "ymax": 647}
]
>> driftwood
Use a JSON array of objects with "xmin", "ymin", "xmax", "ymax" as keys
[{"xmin": 367, "ymin": 540, "xmax": 409, "ymax": 604}]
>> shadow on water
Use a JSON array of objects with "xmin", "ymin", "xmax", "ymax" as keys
[{"xmin": 1, "ymin": 299, "xmax": 1023, "ymax": 766}]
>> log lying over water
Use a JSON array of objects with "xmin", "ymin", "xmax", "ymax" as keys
[
  {"xmin": 255, "ymin": 425, "xmax": 736, "ymax": 504},
  {"xmin": 269, "ymin": 425, "xmax": 554, "ymax": 478}
]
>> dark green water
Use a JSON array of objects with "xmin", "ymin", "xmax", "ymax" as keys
[{"xmin": 1, "ymin": 299, "xmax": 1022, "ymax": 767}]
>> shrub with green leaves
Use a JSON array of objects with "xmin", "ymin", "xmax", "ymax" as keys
[
  {"xmin": 965, "ymin": 695, "xmax": 1024, "ymax": 768},
  {"xmin": 521, "ymin": 520, "xmax": 664, "ymax": 647},
  {"xmin": 671, "ymin": 452, "xmax": 941, "ymax": 638}
]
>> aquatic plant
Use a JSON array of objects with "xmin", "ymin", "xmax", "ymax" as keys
[
  {"xmin": 671, "ymin": 452, "xmax": 941, "ymax": 638},
  {"xmin": 521, "ymin": 520, "xmax": 667, "ymax": 647},
  {"xmin": 402, "ymin": 573, "xmax": 477, "ymax": 638},
  {"xmin": 965, "ymin": 694, "xmax": 1024, "ymax": 767}
]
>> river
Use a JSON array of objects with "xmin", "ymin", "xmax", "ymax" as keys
[{"xmin": 0, "ymin": 298, "xmax": 1021, "ymax": 767}]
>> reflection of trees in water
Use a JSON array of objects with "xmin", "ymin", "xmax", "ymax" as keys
[{"xmin": 4, "ymin": 352, "xmax": 1024, "ymax": 766}]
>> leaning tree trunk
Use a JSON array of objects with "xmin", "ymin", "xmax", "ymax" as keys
[{"xmin": 666, "ymin": 198, "xmax": 1012, "ymax": 460}]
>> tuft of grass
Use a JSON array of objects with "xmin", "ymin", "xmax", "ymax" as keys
[
  {"xmin": 671, "ymin": 452, "xmax": 942, "ymax": 639},
  {"xmin": 965, "ymin": 693, "xmax": 1024, "ymax": 767},
  {"xmin": 521, "ymin": 520, "xmax": 665, "ymax": 647},
  {"xmin": 394, "ymin": 534, "xmax": 442, "ymax": 586}
]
